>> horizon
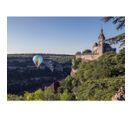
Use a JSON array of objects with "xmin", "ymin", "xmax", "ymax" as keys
[
  {"xmin": 7, "ymin": 52, "xmax": 74, "ymax": 55},
  {"xmin": 7, "ymin": 17, "xmax": 124, "ymax": 54}
]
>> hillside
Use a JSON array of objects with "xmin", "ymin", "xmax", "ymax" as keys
[{"xmin": 8, "ymin": 48, "xmax": 125, "ymax": 100}]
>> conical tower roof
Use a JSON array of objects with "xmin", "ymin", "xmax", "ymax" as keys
[{"xmin": 98, "ymin": 28, "xmax": 105, "ymax": 40}]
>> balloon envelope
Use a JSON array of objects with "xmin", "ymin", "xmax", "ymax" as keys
[{"xmin": 33, "ymin": 55, "xmax": 43, "ymax": 67}]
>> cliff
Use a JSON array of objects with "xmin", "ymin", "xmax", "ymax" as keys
[
  {"xmin": 70, "ymin": 68, "xmax": 77, "ymax": 78},
  {"xmin": 112, "ymin": 87, "xmax": 125, "ymax": 101}
]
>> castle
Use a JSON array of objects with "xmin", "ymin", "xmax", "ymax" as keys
[{"xmin": 76, "ymin": 28, "xmax": 116, "ymax": 61}]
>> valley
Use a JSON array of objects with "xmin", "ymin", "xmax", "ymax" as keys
[{"xmin": 7, "ymin": 54, "xmax": 73, "ymax": 95}]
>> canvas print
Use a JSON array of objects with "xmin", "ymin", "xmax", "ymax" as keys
[{"xmin": 7, "ymin": 17, "xmax": 125, "ymax": 101}]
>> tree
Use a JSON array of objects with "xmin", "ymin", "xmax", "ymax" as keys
[
  {"xmin": 43, "ymin": 87, "xmax": 57, "ymax": 100},
  {"xmin": 24, "ymin": 92, "xmax": 34, "ymax": 100},
  {"xmin": 103, "ymin": 17, "xmax": 125, "ymax": 47},
  {"xmin": 7, "ymin": 94, "xmax": 23, "ymax": 100},
  {"xmin": 75, "ymin": 51, "xmax": 81, "ymax": 55},
  {"xmin": 116, "ymin": 48, "xmax": 125, "ymax": 75},
  {"xmin": 106, "ymin": 33, "xmax": 125, "ymax": 47},
  {"xmin": 33, "ymin": 89, "xmax": 44, "ymax": 100},
  {"xmin": 76, "ymin": 51, "xmax": 125, "ymax": 80},
  {"xmin": 72, "ymin": 58, "xmax": 81, "ymax": 69},
  {"xmin": 74, "ymin": 77, "xmax": 125, "ymax": 100},
  {"xmin": 60, "ymin": 89, "xmax": 72, "ymax": 100},
  {"xmin": 61, "ymin": 75, "xmax": 73, "ymax": 92},
  {"xmin": 82, "ymin": 49, "xmax": 92, "ymax": 54},
  {"xmin": 103, "ymin": 17, "xmax": 125, "ymax": 30}
]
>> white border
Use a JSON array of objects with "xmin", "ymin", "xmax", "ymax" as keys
[{"xmin": 0, "ymin": 0, "xmax": 132, "ymax": 118}]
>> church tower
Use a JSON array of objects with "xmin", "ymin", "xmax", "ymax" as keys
[{"xmin": 98, "ymin": 28, "xmax": 105, "ymax": 56}]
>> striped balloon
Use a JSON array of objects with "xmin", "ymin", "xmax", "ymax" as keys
[{"xmin": 33, "ymin": 55, "xmax": 43, "ymax": 68}]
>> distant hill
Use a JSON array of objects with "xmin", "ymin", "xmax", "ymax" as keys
[{"xmin": 7, "ymin": 53, "xmax": 74, "ymax": 64}]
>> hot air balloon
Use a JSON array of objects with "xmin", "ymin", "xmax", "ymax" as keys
[{"xmin": 33, "ymin": 55, "xmax": 43, "ymax": 68}]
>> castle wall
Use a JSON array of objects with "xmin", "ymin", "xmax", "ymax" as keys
[{"xmin": 76, "ymin": 54, "xmax": 101, "ymax": 61}]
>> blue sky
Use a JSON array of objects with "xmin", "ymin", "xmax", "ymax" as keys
[{"xmin": 7, "ymin": 17, "xmax": 124, "ymax": 54}]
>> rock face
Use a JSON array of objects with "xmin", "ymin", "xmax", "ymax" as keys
[
  {"xmin": 70, "ymin": 68, "xmax": 77, "ymax": 78},
  {"xmin": 44, "ymin": 60, "xmax": 63, "ymax": 72},
  {"xmin": 112, "ymin": 87, "xmax": 125, "ymax": 101},
  {"xmin": 51, "ymin": 81, "xmax": 60, "ymax": 93}
]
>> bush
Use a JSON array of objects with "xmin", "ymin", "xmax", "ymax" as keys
[
  {"xmin": 60, "ymin": 75, "xmax": 73, "ymax": 92},
  {"xmin": 43, "ymin": 87, "xmax": 57, "ymax": 100},
  {"xmin": 24, "ymin": 92, "xmax": 34, "ymax": 100},
  {"xmin": 7, "ymin": 94, "xmax": 23, "ymax": 100},
  {"xmin": 76, "ymin": 49, "xmax": 125, "ymax": 80},
  {"xmin": 60, "ymin": 89, "xmax": 72, "ymax": 100},
  {"xmin": 33, "ymin": 89, "xmax": 44, "ymax": 100},
  {"xmin": 75, "ymin": 51, "xmax": 81, "ymax": 55},
  {"xmin": 82, "ymin": 49, "xmax": 92, "ymax": 54},
  {"xmin": 72, "ymin": 58, "xmax": 82, "ymax": 69},
  {"xmin": 74, "ymin": 76, "xmax": 125, "ymax": 100}
]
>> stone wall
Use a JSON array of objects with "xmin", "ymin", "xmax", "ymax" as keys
[{"xmin": 76, "ymin": 54, "xmax": 101, "ymax": 62}]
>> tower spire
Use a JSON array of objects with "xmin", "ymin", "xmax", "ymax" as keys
[
  {"xmin": 98, "ymin": 28, "xmax": 105, "ymax": 56},
  {"xmin": 98, "ymin": 28, "xmax": 105, "ymax": 40},
  {"xmin": 101, "ymin": 28, "xmax": 103, "ymax": 34}
]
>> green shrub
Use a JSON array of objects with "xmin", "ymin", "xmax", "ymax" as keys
[
  {"xmin": 60, "ymin": 89, "xmax": 72, "ymax": 100},
  {"xmin": 74, "ymin": 76, "xmax": 125, "ymax": 100}
]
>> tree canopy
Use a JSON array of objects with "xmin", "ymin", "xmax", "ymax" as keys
[
  {"xmin": 103, "ymin": 17, "xmax": 125, "ymax": 47},
  {"xmin": 82, "ymin": 49, "xmax": 92, "ymax": 54}
]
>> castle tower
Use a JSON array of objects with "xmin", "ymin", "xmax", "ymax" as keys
[{"xmin": 98, "ymin": 28, "xmax": 105, "ymax": 56}]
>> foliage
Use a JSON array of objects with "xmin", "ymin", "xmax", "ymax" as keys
[
  {"xmin": 82, "ymin": 49, "xmax": 92, "ymax": 54},
  {"xmin": 23, "ymin": 92, "xmax": 34, "ymax": 100},
  {"xmin": 105, "ymin": 33, "xmax": 125, "ymax": 47},
  {"xmin": 74, "ymin": 76, "xmax": 125, "ymax": 100},
  {"xmin": 72, "ymin": 58, "xmax": 82, "ymax": 69},
  {"xmin": 7, "ymin": 94, "xmax": 23, "ymax": 100},
  {"xmin": 7, "ymin": 49, "xmax": 125, "ymax": 101},
  {"xmin": 75, "ymin": 51, "xmax": 81, "ymax": 55},
  {"xmin": 60, "ymin": 75, "xmax": 73, "ymax": 92},
  {"xmin": 60, "ymin": 89, "xmax": 72, "ymax": 100},
  {"xmin": 7, "ymin": 76, "xmax": 124, "ymax": 101},
  {"xmin": 103, "ymin": 17, "xmax": 125, "ymax": 47},
  {"xmin": 43, "ymin": 87, "xmax": 57, "ymax": 100},
  {"xmin": 103, "ymin": 17, "xmax": 125, "ymax": 30},
  {"xmin": 76, "ymin": 49, "xmax": 125, "ymax": 81}
]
